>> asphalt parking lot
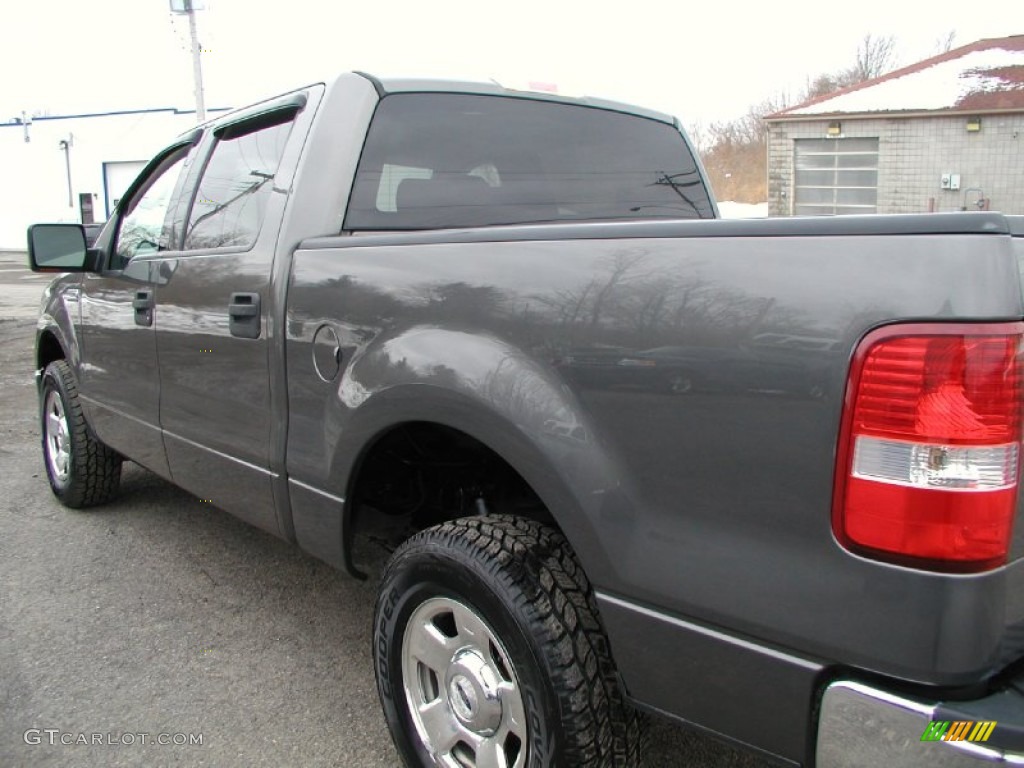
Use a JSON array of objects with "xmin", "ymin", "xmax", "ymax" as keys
[{"xmin": 0, "ymin": 251, "xmax": 770, "ymax": 767}]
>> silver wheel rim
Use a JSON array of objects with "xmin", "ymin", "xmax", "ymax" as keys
[
  {"xmin": 402, "ymin": 596, "xmax": 528, "ymax": 768},
  {"xmin": 44, "ymin": 389, "xmax": 71, "ymax": 486}
]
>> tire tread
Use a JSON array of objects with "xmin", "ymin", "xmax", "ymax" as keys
[
  {"xmin": 392, "ymin": 515, "xmax": 645, "ymax": 767},
  {"xmin": 42, "ymin": 360, "xmax": 121, "ymax": 508}
]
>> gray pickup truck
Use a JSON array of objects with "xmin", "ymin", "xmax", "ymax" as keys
[{"xmin": 27, "ymin": 73, "xmax": 1024, "ymax": 768}]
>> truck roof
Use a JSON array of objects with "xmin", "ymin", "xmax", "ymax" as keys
[
  {"xmin": 184, "ymin": 72, "xmax": 680, "ymax": 141},
  {"xmin": 347, "ymin": 72, "xmax": 679, "ymax": 126}
]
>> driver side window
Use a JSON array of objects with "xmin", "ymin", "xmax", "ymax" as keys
[{"xmin": 114, "ymin": 149, "xmax": 189, "ymax": 266}]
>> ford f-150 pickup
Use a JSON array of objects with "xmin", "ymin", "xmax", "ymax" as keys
[{"xmin": 27, "ymin": 72, "xmax": 1024, "ymax": 767}]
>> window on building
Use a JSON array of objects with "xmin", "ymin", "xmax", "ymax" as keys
[
  {"xmin": 183, "ymin": 116, "xmax": 293, "ymax": 250},
  {"xmin": 794, "ymin": 138, "xmax": 878, "ymax": 216}
]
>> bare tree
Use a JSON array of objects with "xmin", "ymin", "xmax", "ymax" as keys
[
  {"xmin": 697, "ymin": 95, "xmax": 790, "ymax": 203},
  {"xmin": 934, "ymin": 30, "xmax": 957, "ymax": 55},
  {"xmin": 685, "ymin": 120, "xmax": 710, "ymax": 154},
  {"xmin": 851, "ymin": 34, "xmax": 898, "ymax": 81},
  {"xmin": 694, "ymin": 35, "xmax": 900, "ymax": 204},
  {"xmin": 804, "ymin": 72, "xmax": 844, "ymax": 100}
]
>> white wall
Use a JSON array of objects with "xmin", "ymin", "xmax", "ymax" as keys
[{"xmin": 0, "ymin": 108, "xmax": 226, "ymax": 250}]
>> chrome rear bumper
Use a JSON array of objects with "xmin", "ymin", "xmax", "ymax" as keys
[{"xmin": 817, "ymin": 680, "xmax": 1024, "ymax": 767}]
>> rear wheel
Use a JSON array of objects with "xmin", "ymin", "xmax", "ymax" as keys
[
  {"xmin": 40, "ymin": 360, "xmax": 121, "ymax": 508},
  {"xmin": 374, "ymin": 515, "xmax": 645, "ymax": 767}
]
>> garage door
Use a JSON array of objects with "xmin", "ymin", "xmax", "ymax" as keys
[
  {"xmin": 103, "ymin": 160, "xmax": 147, "ymax": 218},
  {"xmin": 793, "ymin": 138, "xmax": 878, "ymax": 216}
]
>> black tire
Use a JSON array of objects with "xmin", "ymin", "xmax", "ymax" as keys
[
  {"xmin": 40, "ymin": 360, "xmax": 122, "ymax": 508},
  {"xmin": 374, "ymin": 515, "xmax": 645, "ymax": 768}
]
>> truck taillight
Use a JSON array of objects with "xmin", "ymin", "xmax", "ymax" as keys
[{"xmin": 834, "ymin": 323, "xmax": 1024, "ymax": 572}]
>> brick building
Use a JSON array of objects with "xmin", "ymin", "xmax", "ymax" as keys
[{"xmin": 764, "ymin": 35, "xmax": 1024, "ymax": 217}]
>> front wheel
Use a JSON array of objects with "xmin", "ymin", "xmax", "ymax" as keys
[
  {"xmin": 374, "ymin": 515, "xmax": 645, "ymax": 767},
  {"xmin": 40, "ymin": 360, "xmax": 122, "ymax": 508}
]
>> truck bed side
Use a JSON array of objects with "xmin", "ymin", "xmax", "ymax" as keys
[{"xmin": 284, "ymin": 214, "xmax": 1024, "ymax": 764}]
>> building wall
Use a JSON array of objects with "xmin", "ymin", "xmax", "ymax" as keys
[
  {"xmin": 767, "ymin": 113, "xmax": 1024, "ymax": 217},
  {"xmin": 0, "ymin": 109, "xmax": 226, "ymax": 250}
]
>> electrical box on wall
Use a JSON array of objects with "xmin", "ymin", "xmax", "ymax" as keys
[{"xmin": 940, "ymin": 173, "xmax": 961, "ymax": 191}]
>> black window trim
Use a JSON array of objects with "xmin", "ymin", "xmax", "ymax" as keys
[{"xmin": 115, "ymin": 130, "xmax": 200, "ymax": 221}]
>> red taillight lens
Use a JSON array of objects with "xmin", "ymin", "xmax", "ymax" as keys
[{"xmin": 834, "ymin": 323, "xmax": 1023, "ymax": 571}]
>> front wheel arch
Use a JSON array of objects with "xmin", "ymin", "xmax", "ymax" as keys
[{"xmin": 36, "ymin": 328, "xmax": 66, "ymax": 375}]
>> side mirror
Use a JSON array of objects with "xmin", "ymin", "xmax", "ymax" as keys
[{"xmin": 27, "ymin": 223, "xmax": 96, "ymax": 272}]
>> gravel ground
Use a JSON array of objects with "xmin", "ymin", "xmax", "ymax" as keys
[{"xmin": 0, "ymin": 253, "xmax": 771, "ymax": 767}]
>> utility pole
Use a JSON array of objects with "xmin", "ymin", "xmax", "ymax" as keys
[
  {"xmin": 58, "ymin": 136, "xmax": 73, "ymax": 208},
  {"xmin": 186, "ymin": 0, "xmax": 206, "ymax": 122},
  {"xmin": 171, "ymin": 0, "xmax": 206, "ymax": 122}
]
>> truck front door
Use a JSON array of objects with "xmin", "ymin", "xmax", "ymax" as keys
[{"xmin": 78, "ymin": 143, "xmax": 194, "ymax": 478}]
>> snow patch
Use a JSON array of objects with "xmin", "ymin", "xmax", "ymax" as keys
[
  {"xmin": 718, "ymin": 201, "xmax": 768, "ymax": 219},
  {"xmin": 788, "ymin": 47, "xmax": 1024, "ymax": 115}
]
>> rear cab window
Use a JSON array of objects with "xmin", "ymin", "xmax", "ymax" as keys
[{"xmin": 344, "ymin": 93, "xmax": 714, "ymax": 231}]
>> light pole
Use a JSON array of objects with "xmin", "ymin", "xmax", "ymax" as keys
[{"xmin": 170, "ymin": 0, "xmax": 206, "ymax": 122}]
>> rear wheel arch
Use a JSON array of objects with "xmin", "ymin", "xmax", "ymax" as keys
[
  {"xmin": 343, "ymin": 417, "xmax": 574, "ymax": 569},
  {"xmin": 334, "ymin": 380, "xmax": 622, "ymax": 584},
  {"xmin": 327, "ymin": 382, "xmax": 624, "ymax": 597},
  {"xmin": 324, "ymin": 337, "xmax": 623, "ymax": 576}
]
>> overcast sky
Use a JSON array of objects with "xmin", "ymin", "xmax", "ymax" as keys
[{"xmin": 2, "ymin": 0, "xmax": 1020, "ymax": 126}]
